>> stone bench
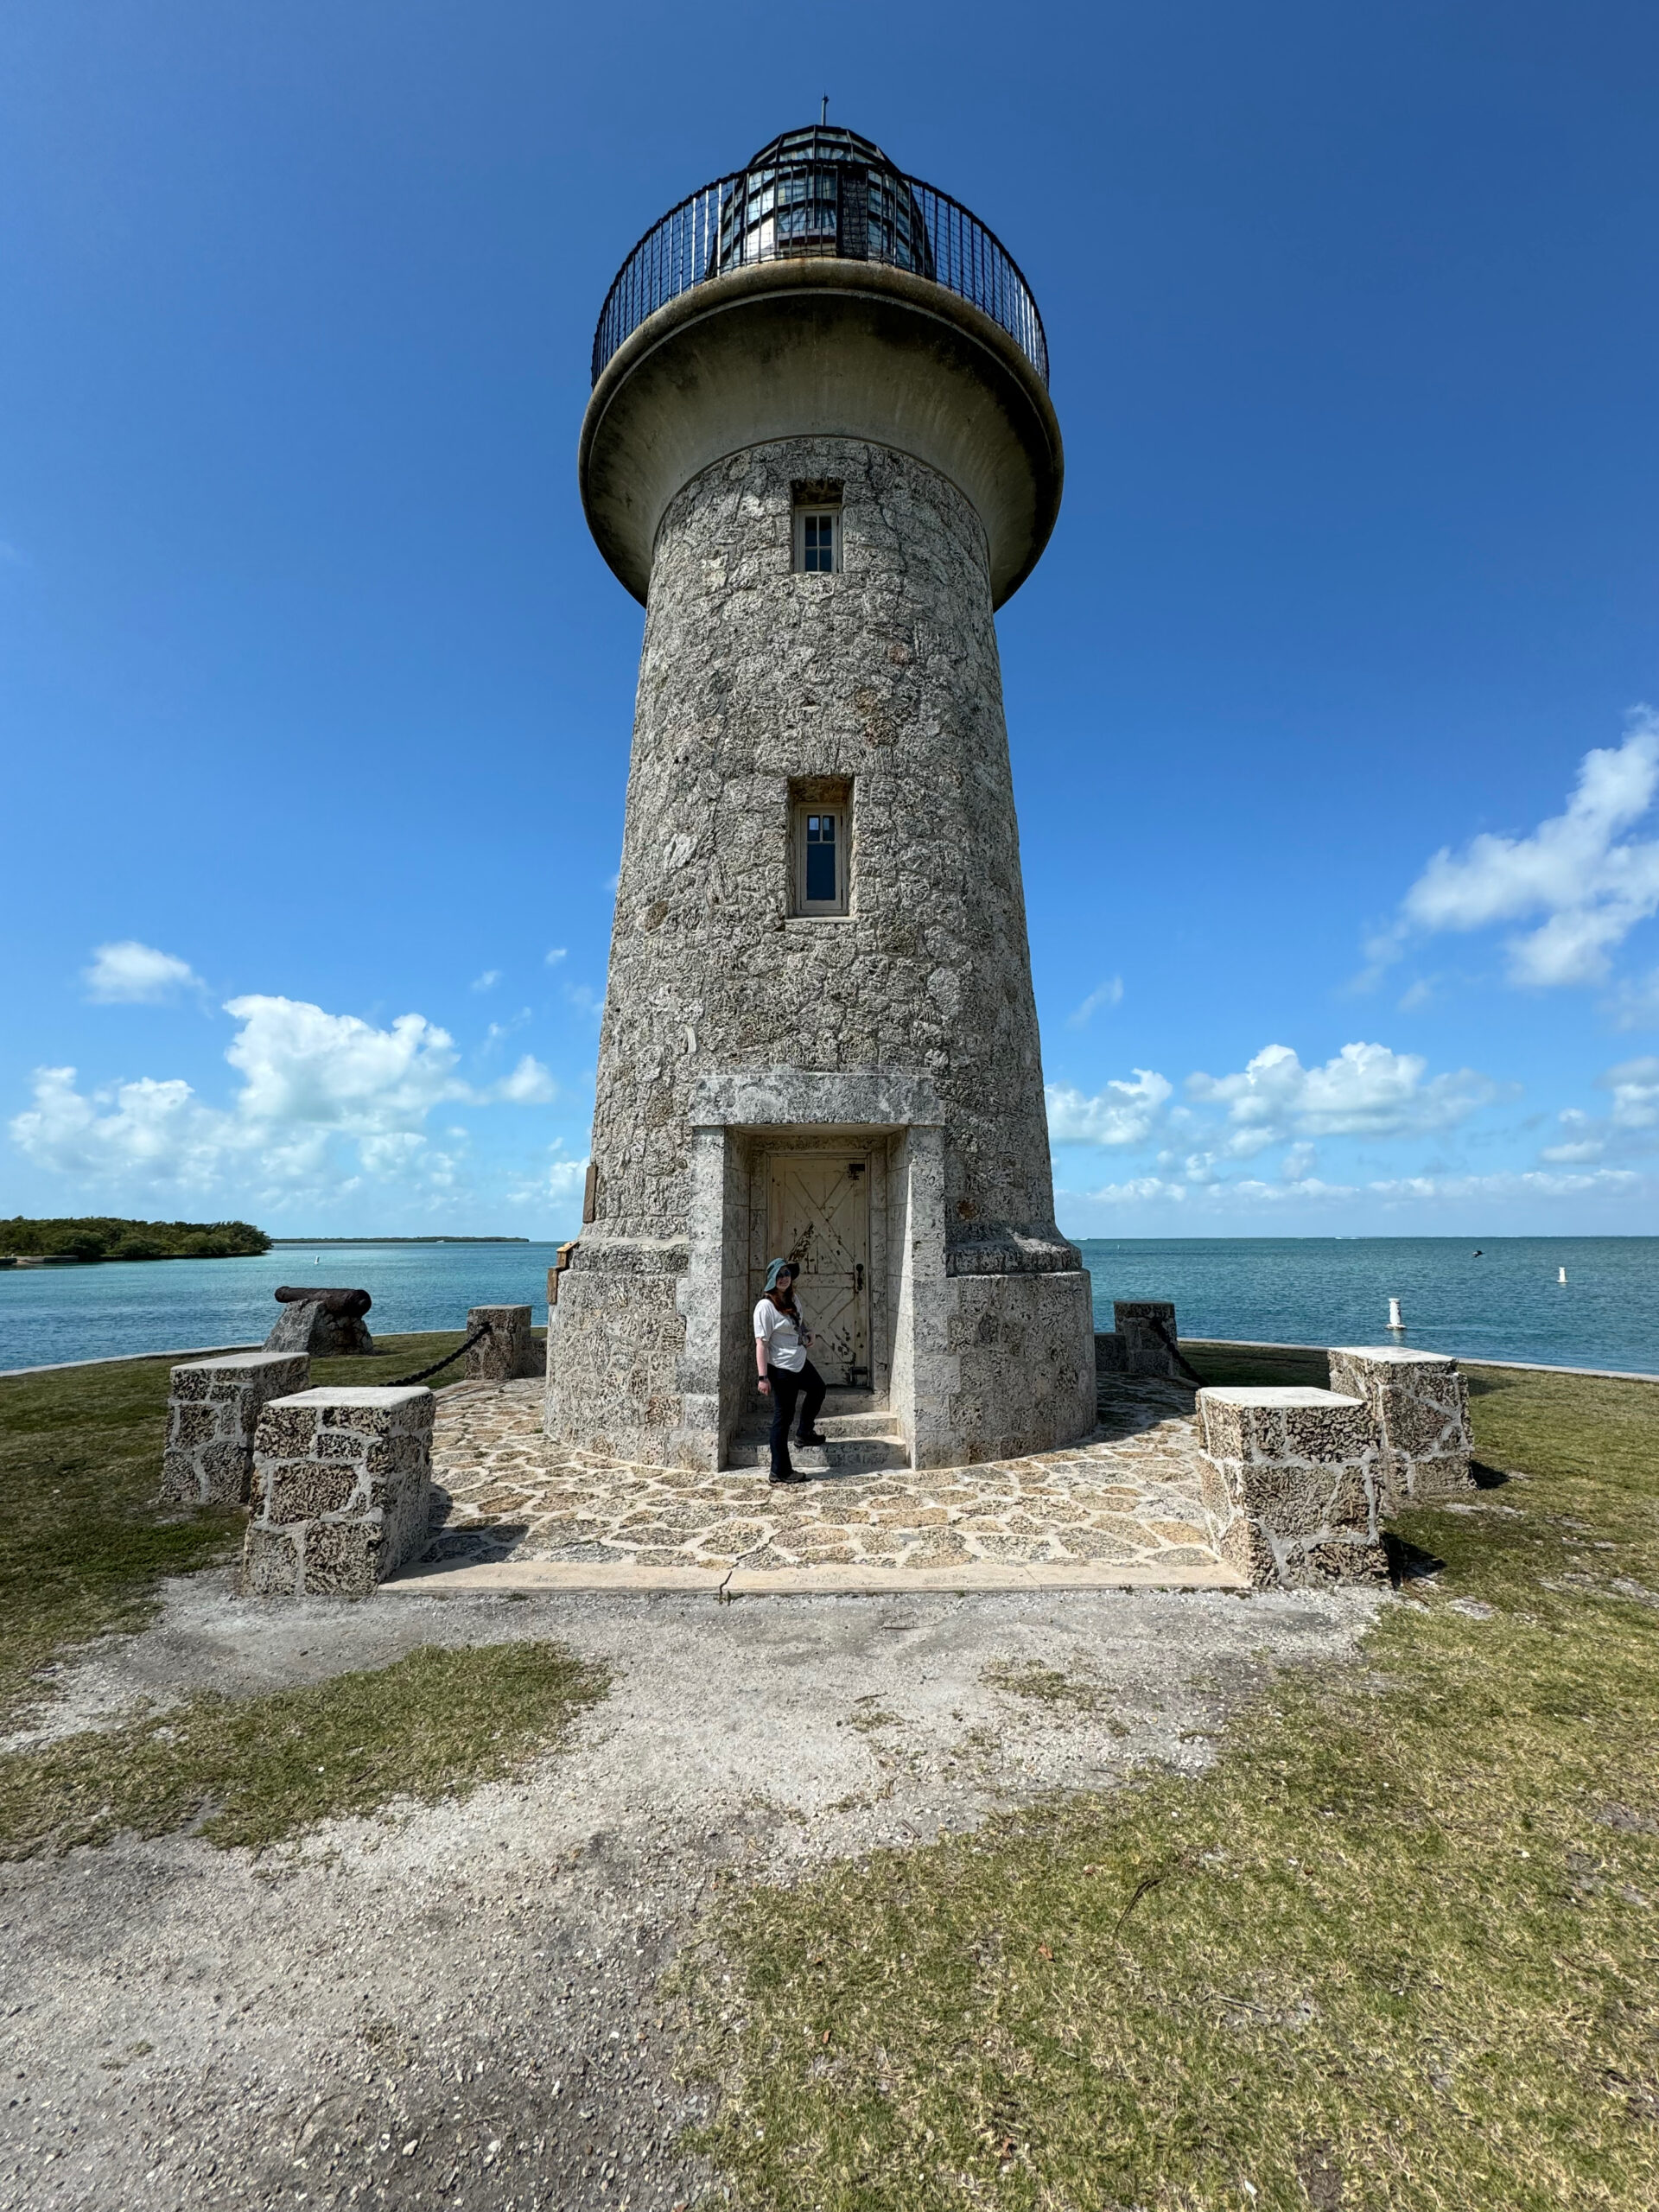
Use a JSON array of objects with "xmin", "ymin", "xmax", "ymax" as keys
[
  {"xmin": 161, "ymin": 1352, "xmax": 311, "ymax": 1507},
  {"xmin": 465, "ymin": 1305, "xmax": 543, "ymax": 1381},
  {"xmin": 241, "ymin": 1386, "xmax": 435, "ymax": 1599},
  {"xmin": 1327, "ymin": 1345, "xmax": 1474, "ymax": 1507},
  {"xmin": 1197, "ymin": 1386, "xmax": 1389, "ymax": 1589}
]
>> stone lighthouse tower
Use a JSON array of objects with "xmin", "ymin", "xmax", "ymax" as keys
[{"xmin": 549, "ymin": 121, "xmax": 1095, "ymax": 1470}]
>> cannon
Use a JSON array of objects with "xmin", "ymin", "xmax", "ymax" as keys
[{"xmin": 263, "ymin": 1283, "xmax": 375, "ymax": 1356}]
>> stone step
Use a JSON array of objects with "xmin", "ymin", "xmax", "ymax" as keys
[
  {"xmin": 772, "ymin": 1408, "xmax": 901, "ymax": 1440},
  {"xmin": 728, "ymin": 1391, "xmax": 906, "ymax": 1473},
  {"xmin": 723, "ymin": 1433, "xmax": 912, "ymax": 1474}
]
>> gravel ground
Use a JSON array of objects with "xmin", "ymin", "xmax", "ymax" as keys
[{"xmin": 0, "ymin": 1572, "xmax": 1384, "ymax": 2210}]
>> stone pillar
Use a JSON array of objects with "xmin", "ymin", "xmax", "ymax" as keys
[
  {"xmin": 1114, "ymin": 1300, "xmax": 1179, "ymax": 1378},
  {"xmin": 241, "ymin": 1386, "xmax": 435, "ymax": 1598},
  {"xmin": 465, "ymin": 1306, "xmax": 540, "ymax": 1382},
  {"xmin": 1197, "ymin": 1386, "xmax": 1388, "ymax": 1589},
  {"xmin": 161, "ymin": 1352, "xmax": 311, "ymax": 1506},
  {"xmin": 1327, "ymin": 1346, "xmax": 1474, "ymax": 1506}
]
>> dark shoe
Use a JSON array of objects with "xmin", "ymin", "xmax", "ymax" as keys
[
  {"xmin": 768, "ymin": 1465, "xmax": 806, "ymax": 1484},
  {"xmin": 797, "ymin": 1429, "xmax": 829, "ymax": 1447}
]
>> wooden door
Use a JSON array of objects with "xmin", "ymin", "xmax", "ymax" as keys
[{"xmin": 765, "ymin": 1154, "xmax": 870, "ymax": 1388}]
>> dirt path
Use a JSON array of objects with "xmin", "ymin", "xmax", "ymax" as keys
[{"xmin": 0, "ymin": 1573, "xmax": 1382, "ymax": 2210}]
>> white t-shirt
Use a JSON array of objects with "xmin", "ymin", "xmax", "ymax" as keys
[{"xmin": 754, "ymin": 1296, "xmax": 808, "ymax": 1374}]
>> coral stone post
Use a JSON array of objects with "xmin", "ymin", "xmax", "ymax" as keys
[{"xmin": 550, "ymin": 123, "xmax": 1094, "ymax": 1471}]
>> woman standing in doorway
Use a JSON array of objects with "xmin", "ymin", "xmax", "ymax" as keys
[{"xmin": 754, "ymin": 1257, "xmax": 828, "ymax": 1484}]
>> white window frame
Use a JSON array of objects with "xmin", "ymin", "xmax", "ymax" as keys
[
  {"xmin": 792, "ymin": 799, "xmax": 849, "ymax": 917},
  {"xmin": 793, "ymin": 504, "xmax": 842, "ymax": 575}
]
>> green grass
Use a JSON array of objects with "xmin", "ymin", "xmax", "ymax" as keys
[
  {"xmin": 1182, "ymin": 1339, "xmax": 1332, "ymax": 1389},
  {"xmin": 0, "ymin": 1332, "xmax": 485, "ymax": 1729},
  {"xmin": 0, "ymin": 1638, "xmax": 607, "ymax": 1857},
  {"xmin": 685, "ymin": 1360, "xmax": 1659, "ymax": 2211}
]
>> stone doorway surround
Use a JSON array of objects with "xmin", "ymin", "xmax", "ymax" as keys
[{"xmin": 673, "ymin": 1069, "xmax": 944, "ymax": 1471}]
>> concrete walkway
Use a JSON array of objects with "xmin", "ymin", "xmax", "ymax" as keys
[{"xmin": 391, "ymin": 1374, "xmax": 1244, "ymax": 1597}]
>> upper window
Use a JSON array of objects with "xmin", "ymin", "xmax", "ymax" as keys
[{"xmin": 791, "ymin": 480, "xmax": 843, "ymax": 575}]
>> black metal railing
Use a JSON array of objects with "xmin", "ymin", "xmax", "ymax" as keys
[{"xmin": 591, "ymin": 166, "xmax": 1048, "ymax": 388}]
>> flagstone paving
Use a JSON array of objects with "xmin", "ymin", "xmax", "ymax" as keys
[{"xmin": 419, "ymin": 1376, "xmax": 1223, "ymax": 1580}]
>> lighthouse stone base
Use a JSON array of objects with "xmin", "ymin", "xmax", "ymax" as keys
[{"xmin": 546, "ymin": 1067, "xmax": 1094, "ymax": 1473}]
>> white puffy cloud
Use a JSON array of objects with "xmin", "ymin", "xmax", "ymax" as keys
[
  {"xmin": 222, "ymin": 996, "xmax": 467, "ymax": 1136},
  {"xmin": 1362, "ymin": 1167, "xmax": 1640, "ymax": 1203},
  {"xmin": 11, "ymin": 1068, "xmax": 229, "ymax": 1187},
  {"xmin": 1062, "ymin": 1165, "xmax": 1640, "ymax": 1213},
  {"xmin": 1540, "ymin": 1057, "xmax": 1659, "ymax": 1162},
  {"xmin": 1046, "ymin": 1069, "xmax": 1172, "ymax": 1147},
  {"xmin": 10, "ymin": 995, "xmax": 560, "ymax": 1205},
  {"xmin": 83, "ymin": 940, "xmax": 204, "ymax": 1004},
  {"xmin": 1389, "ymin": 709, "xmax": 1659, "ymax": 986},
  {"xmin": 1076, "ymin": 1174, "xmax": 1186, "ymax": 1205},
  {"xmin": 507, "ymin": 1151, "xmax": 589, "ymax": 1207},
  {"xmin": 493, "ymin": 1055, "xmax": 557, "ymax": 1105},
  {"xmin": 1188, "ymin": 1041, "xmax": 1497, "ymax": 1154},
  {"xmin": 1066, "ymin": 976, "xmax": 1123, "ymax": 1028},
  {"xmin": 1603, "ymin": 1056, "xmax": 1659, "ymax": 1128},
  {"xmin": 1049, "ymin": 1042, "xmax": 1498, "ymax": 1166}
]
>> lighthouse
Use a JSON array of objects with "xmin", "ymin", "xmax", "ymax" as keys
[{"xmin": 549, "ymin": 122, "xmax": 1095, "ymax": 1471}]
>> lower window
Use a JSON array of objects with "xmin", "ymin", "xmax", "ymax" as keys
[{"xmin": 791, "ymin": 783, "xmax": 851, "ymax": 916}]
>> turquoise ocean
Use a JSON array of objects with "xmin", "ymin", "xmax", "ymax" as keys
[{"xmin": 2, "ymin": 1236, "xmax": 1656, "ymax": 1376}]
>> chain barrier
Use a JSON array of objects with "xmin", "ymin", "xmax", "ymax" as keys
[
  {"xmin": 1148, "ymin": 1316, "xmax": 1208, "ymax": 1391},
  {"xmin": 389, "ymin": 1319, "xmax": 493, "ymax": 1388}
]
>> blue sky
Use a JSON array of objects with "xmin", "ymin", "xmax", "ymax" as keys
[{"xmin": 3, "ymin": 0, "xmax": 1658, "ymax": 1240}]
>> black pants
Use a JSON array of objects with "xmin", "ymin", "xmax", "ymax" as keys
[{"xmin": 767, "ymin": 1359, "xmax": 826, "ymax": 1475}]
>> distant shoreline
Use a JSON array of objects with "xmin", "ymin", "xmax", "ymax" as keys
[{"xmin": 266, "ymin": 1237, "xmax": 532, "ymax": 1245}]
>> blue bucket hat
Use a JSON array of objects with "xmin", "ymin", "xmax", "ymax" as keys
[{"xmin": 764, "ymin": 1257, "xmax": 795, "ymax": 1293}]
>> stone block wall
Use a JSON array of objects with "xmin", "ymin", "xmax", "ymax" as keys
[
  {"xmin": 1197, "ymin": 1386, "xmax": 1388, "ymax": 1589},
  {"xmin": 945, "ymin": 1271, "xmax": 1096, "ymax": 1465},
  {"xmin": 1327, "ymin": 1346, "xmax": 1474, "ymax": 1506},
  {"xmin": 544, "ymin": 1257, "xmax": 687, "ymax": 1463},
  {"xmin": 161, "ymin": 1352, "xmax": 311, "ymax": 1507},
  {"xmin": 465, "ymin": 1306, "xmax": 542, "ymax": 1382},
  {"xmin": 241, "ymin": 1386, "xmax": 435, "ymax": 1599}
]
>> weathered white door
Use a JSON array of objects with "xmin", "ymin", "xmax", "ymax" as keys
[{"xmin": 765, "ymin": 1154, "xmax": 870, "ymax": 1388}]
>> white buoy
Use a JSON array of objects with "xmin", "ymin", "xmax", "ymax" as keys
[
  {"xmin": 1559, "ymin": 1266, "xmax": 1567, "ymax": 1285},
  {"xmin": 1388, "ymin": 1296, "xmax": 1404, "ymax": 1330}
]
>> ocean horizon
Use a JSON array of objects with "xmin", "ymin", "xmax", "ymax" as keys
[{"xmin": 2, "ymin": 1234, "xmax": 1655, "ymax": 1377}]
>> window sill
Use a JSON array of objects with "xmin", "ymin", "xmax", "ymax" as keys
[{"xmin": 785, "ymin": 912, "xmax": 855, "ymax": 925}]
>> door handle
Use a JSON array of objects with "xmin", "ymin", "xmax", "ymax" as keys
[{"xmin": 855, "ymin": 1263, "xmax": 864, "ymax": 1292}]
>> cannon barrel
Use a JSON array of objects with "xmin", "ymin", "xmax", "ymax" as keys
[{"xmin": 273, "ymin": 1286, "xmax": 372, "ymax": 1319}]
